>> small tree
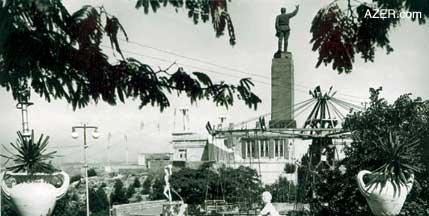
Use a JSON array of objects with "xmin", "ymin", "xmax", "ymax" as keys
[
  {"xmin": 110, "ymin": 179, "xmax": 128, "ymax": 205},
  {"xmin": 89, "ymin": 188, "xmax": 101, "ymax": 213},
  {"xmin": 126, "ymin": 185, "xmax": 136, "ymax": 199},
  {"xmin": 142, "ymin": 175, "xmax": 154, "ymax": 194},
  {"xmin": 133, "ymin": 177, "xmax": 141, "ymax": 188},
  {"xmin": 96, "ymin": 187, "xmax": 109, "ymax": 212},
  {"xmin": 149, "ymin": 178, "xmax": 165, "ymax": 201}
]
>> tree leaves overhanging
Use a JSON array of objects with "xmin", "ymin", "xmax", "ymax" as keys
[
  {"xmin": 310, "ymin": 0, "xmax": 429, "ymax": 74},
  {"xmin": 0, "ymin": 0, "xmax": 260, "ymax": 111}
]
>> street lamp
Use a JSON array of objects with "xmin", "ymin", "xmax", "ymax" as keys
[{"xmin": 71, "ymin": 124, "xmax": 100, "ymax": 216}]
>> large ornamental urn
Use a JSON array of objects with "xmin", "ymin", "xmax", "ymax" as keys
[
  {"xmin": 357, "ymin": 170, "xmax": 414, "ymax": 216},
  {"xmin": 1, "ymin": 171, "xmax": 70, "ymax": 216}
]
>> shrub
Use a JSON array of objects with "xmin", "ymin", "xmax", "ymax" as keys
[
  {"xmin": 70, "ymin": 175, "xmax": 82, "ymax": 183},
  {"xmin": 87, "ymin": 168, "xmax": 97, "ymax": 177},
  {"xmin": 284, "ymin": 163, "xmax": 297, "ymax": 174},
  {"xmin": 304, "ymin": 88, "xmax": 429, "ymax": 215}
]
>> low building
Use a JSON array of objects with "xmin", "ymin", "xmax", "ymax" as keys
[
  {"xmin": 169, "ymin": 130, "xmax": 296, "ymax": 184},
  {"xmin": 171, "ymin": 132, "xmax": 209, "ymax": 161},
  {"xmin": 137, "ymin": 153, "xmax": 172, "ymax": 171},
  {"xmin": 212, "ymin": 130, "xmax": 297, "ymax": 184}
]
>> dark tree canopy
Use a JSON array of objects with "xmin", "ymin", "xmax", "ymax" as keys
[
  {"xmin": 310, "ymin": 0, "xmax": 429, "ymax": 73},
  {"xmin": 0, "ymin": 0, "xmax": 260, "ymax": 111}
]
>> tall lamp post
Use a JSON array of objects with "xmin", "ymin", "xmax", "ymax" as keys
[{"xmin": 72, "ymin": 124, "xmax": 100, "ymax": 216}]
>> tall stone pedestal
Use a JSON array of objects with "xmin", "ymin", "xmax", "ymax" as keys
[{"xmin": 269, "ymin": 52, "xmax": 296, "ymax": 128}]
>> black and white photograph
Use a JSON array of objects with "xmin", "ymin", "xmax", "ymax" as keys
[{"xmin": 0, "ymin": 0, "xmax": 428, "ymax": 215}]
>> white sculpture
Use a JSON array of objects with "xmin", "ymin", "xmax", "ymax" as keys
[
  {"xmin": 163, "ymin": 164, "xmax": 173, "ymax": 202},
  {"xmin": 258, "ymin": 191, "xmax": 280, "ymax": 216}
]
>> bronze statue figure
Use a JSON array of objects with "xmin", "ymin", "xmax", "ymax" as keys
[{"xmin": 275, "ymin": 5, "xmax": 299, "ymax": 55}]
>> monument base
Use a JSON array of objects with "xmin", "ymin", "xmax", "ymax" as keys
[
  {"xmin": 274, "ymin": 51, "xmax": 291, "ymax": 59},
  {"xmin": 269, "ymin": 119, "xmax": 296, "ymax": 129}
]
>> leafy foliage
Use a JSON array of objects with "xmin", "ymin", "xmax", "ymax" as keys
[
  {"xmin": 310, "ymin": 0, "xmax": 429, "ymax": 73},
  {"xmin": 1, "ymin": 194, "xmax": 19, "ymax": 216},
  {"xmin": 310, "ymin": 4, "xmax": 355, "ymax": 73},
  {"xmin": 367, "ymin": 132, "xmax": 421, "ymax": 192},
  {"xmin": 0, "ymin": 0, "xmax": 260, "ymax": 111},
  {"xmin": 134, "ymin": 0, "xmax": 236, "ymax": 45},
  {"xmin": 0, "ymin": 131, "xmax": 57, "ymax": 174},
  {"xmin": 304, "ymin": 88, "xmax": 429, "ymax": 215},
  {"xmin": 284, "ymin": 163, "xmax": 297, "ymax": 174},
  {"xmin": 147, "ymin": 164, "xmax": 263, "ymax": 205}
]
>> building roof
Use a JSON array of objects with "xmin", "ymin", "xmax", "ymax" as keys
[
  {"xmin": 171, "ymin": 132, "xmax": 209, "ymax": 142},
  {"xmin": 141, "ymin": 153, "xmax": 171, "ymax": 160}
]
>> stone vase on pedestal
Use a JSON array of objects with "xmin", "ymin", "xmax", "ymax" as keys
[
  {"xmin": 357, "ymin": 170, "xmax": 414, "ymax": 216},
  {"xmin": 1, "ymin": 171, "xmax": 70, "ymax": 216}
]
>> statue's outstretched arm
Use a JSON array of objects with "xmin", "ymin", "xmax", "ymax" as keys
[{"xmin": 289, "ymin": 5, "xmax": 299, "ymax": 17}]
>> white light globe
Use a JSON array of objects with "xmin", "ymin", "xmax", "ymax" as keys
[
  {"xmin": 71, "ymin": 131, "xmax": 79, "ymax": 139},
  {"xmin": 92, "ymin": 130, "xmax": 100, "ymax": 139}
]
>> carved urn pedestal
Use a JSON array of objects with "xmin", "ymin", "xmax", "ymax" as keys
[
  {"xmin": 357, "ymin": 170, "xmax": 414, "ymax": 216},
  {"xmin": 1, "ymin": 171, "xmax": 70, "ymax": 216}
]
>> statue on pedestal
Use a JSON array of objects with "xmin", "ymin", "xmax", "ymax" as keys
[
  {"xmin": 275, "ymin": 5, "xmax": 299, "ymax": 57},
  {"xmin": 258, "ymin": 191, "xmax": 280, "ymax": 216}
]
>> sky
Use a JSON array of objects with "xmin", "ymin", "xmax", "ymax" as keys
[{"xmin": 0, "ymin": 0, "xmax": 428, "ymax": 165}]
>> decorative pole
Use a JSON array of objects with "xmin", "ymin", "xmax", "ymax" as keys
[
  {"xmin": 72, "ymin": 124, "xmax": 100, "ymax": 216},
  {"xmin": 125, "ymin": 135, "xmax": 128, "ymax": 165},
  {"xmin": 15, "ymin": 86, "xmax": 33, "ymax": 137}
]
